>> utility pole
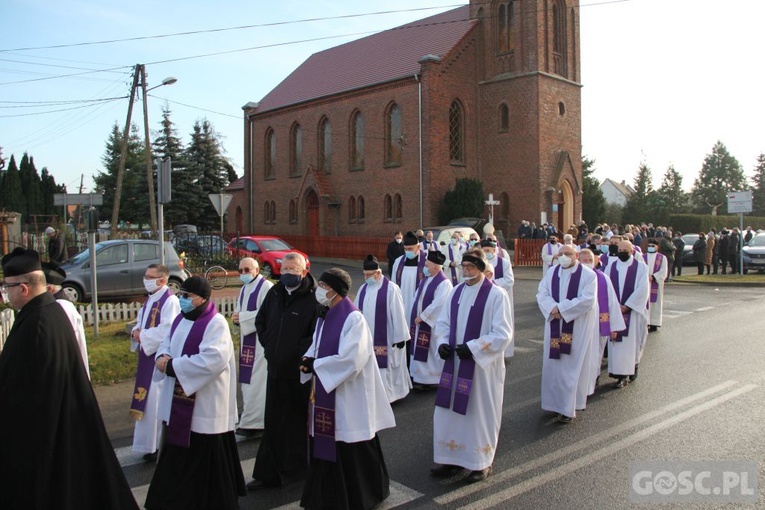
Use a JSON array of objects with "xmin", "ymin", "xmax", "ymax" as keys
[
  {"xmin": 139, "ymin": 65, "xmax": 158, "ymax": 234},
  {"xmin": 111, "ymin": 66, "xmax": 140, "ymax": 238}
]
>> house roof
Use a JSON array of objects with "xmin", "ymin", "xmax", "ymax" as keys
[
  {"xmin": 226, "ymin": 177, "xmax": 244, "ymax": 191},
  {"xmin": 601, "ymin": 178, "xmax": 634, "ymax": 197},
  {"xmin": 254, "ymin": 6, "xmax": 474, "ymax": 113}
]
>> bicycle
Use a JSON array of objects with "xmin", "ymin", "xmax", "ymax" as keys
[{"xmin": 204, "ymin": 263, "xmax": 229, "ymax": 290}]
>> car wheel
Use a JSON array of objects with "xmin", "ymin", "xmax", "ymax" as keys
[
  {"xmin": 167, "ymin": 278, "xmax": 183, "ymax": 295},
  {"xmin": 261, "ymin": 263, "xmax": 273, "ymax": 279},
  {"xmin": 62, "ymin": 284, "xmax": 83, "ymax": 302}
]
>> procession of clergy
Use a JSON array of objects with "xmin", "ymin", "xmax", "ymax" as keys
[{"xmin": 0, "ymin": 223, "xmax": 665, "ymax": 509}]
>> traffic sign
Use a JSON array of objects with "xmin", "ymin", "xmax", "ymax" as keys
[
  {"xmin": 727, "ymin": 191, "xmax": 752, "ymax": 214},
  {"xmin": 53, "ymin": 193, "xmax": 103, "ymax": 206},
  {"xmin": 208, "ymin": 194, "xmax": 233, "ymax": 216}
]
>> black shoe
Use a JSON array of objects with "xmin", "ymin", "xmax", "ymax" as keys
[
  {"xmin": 648, "ymin": 325, "xmax": 658, "ymax": 333},
  {"xmin": 430, "ymin": 464, "xmax": 465, "ymax": 477},
  {"xmin": 557, "ymin": 414, "xmax": 573, "ymax": 424},
  {"xmin": 236, "ymin": 427, "xmax": 263, "ymax": 438},
  {"xmin": 413, "ymin": 383, "xmax": 436, "ymax": 391},
  {"xmin": 466, "ymin": 465, "xmax": 493, "ymax": 483},
  {"xmin": 613, "ymin": 377, "xmax": 627, "ymax": 389},
  {"xmin": 629, "ymin": 365, "xmax": 639, "ymax": 382},
  {"xmin": 142, "ymin": 451, "xmax": 158, "ymax": 462},
  {"xmin": 246, "ymin": 479, "xmax": 280, "ymax": 491}
]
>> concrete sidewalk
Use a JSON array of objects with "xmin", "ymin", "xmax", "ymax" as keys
[{"xmin": 95, "ymin": 259, "xmax": 543, "ymax": 445}]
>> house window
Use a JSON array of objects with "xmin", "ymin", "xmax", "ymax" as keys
[
  {"xmin": 553, "ymin": 0, "xmax": 567, "ymax": 77},
  {"xmin": 449, "ymin": 100, "xmax": 465, "ymax": 164},
  {"xmin": 385, "ymin": 103, "xmax": 402, "ymax": 166},
  {"xmin": 270, "ymin": 201, "xmax": 276, "ymax": 224},
  {"xmin": 357, "ymin": 196, "xmax": 365, "ymax": 223},
  {"xmin": 558, "ymin": 101, "xmax": 566, "ymax": 116},
  {"xmin": 289, "ymin": 199, "xmax": 297, "ymax": 224},
  {"xmin": 384, "ymin": 194, "xmax": 393, "ymax": 222},
  {"xmin": 350, "ymin": 110, "xmax": 364, "ymax": 171},
  {"xmin": 265, "ymin": 128, "xmax": 276, "ymax": 179},
  {"xmin": 349, "ymin": 196, "xmax": 357, "ymax": 223},
  {"xmin": 499, "ymin": 103, "xmax": 509, "ymax": 132},
  {"xmin": 263, "ymin": 202, "xmax": 270, "ymax": 224},
  {"xmin": 290, "ymin": 123, "xmax": 302, "ymax": 177},
  {"xmin": 497, "ymin": 2, "xmax": 514, "ymax": 53},
  {"xmin": 500, "ymin": 192, "xmax": 510, "ymax": 220},
  {"xmin": 318, "ymin": 117, "xmax": 332, "ymax": 173},
  {"xmin": 394, "ymin": 193, "xmax": 402, "ymax": 221}
]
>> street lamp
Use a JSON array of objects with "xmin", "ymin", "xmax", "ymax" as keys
[{"xmin": 110, "ymin": 64, "xmax": 177, "ymax": 238}]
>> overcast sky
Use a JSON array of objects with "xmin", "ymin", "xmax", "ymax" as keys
[{"xmin": 1, "ymin": 0, "xmax": 762, "ymax": 194}]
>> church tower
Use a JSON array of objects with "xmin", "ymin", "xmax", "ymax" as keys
[{"xmin": 471, "ymin": 0, "xmax": 582, "ymax": 232}]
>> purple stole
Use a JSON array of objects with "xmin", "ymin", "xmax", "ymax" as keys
[
  {"xmin": 165, "ymin": 301, "xmax": 218, "ymax": 447},
  {"xmin": 395, "ymin": 251, "xmax": 427, "ymax": 288},
  {"xmin": 642, "ymin": 252, "xmax": 664, "ymax": 304},
  {"xmin": 129, "ymin": 289, "xmax": 172, "ymax": 420},
  {"xmin": 238, "ymin": 277, "xmax": 267, "ymax": 384},
  {"xmin": 492, "ymin": 257, "xmax": 504, "ymax": 279},
  {"xmin": 548, "ymin": 264, "xmax": 583, "ymax": 359},
  {"xmin": 609, "ymin": 259, "xmax": 638, "ymax": 342},
  {"xmin": 311, "ymin": 297, "xmax": 357, "ymax": 462},
  {"xmin": 600, "ymin": 254, "xmax": 610, "ymax": 270},
  {"xmin": 435, "ymin": 277, "xmax": 493, "ymax": 415},
  {"xmin": 357, "ymin": 278, "xmax": 390, "ymax": 368},
  {"xmin": 594, "ymin": 269, "xmax": 612, "ymax": 337},
  {"xmin": 411, "ymin": 271, "xmax": 447, "ymax": 362},
  {"xmin": 447, "ymin": 244, "xmax": 459, "ymax": 284}
]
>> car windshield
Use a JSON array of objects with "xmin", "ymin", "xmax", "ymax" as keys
[
  {"xmin": 747, "ymin": 235, "xmax": 765, "ymax": 247},
  {"xmin": 67, "ymin": 244, "xmax": 106, "ymax": 265},
  {"xmin": 260, "ymin": 239, "xmax": 291, "ymax": 251}
]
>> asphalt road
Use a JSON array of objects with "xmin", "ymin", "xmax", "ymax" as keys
[{"xmin": 115, "ymin": 269, "xmax": 765, "ymax": 509}]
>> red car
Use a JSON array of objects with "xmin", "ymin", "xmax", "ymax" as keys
[{"xmin": 228, "ymin": 236, "xmax": 310, "ymax": 278}]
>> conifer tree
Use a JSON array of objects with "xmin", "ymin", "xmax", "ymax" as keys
[{"xmin": 691, "ymin": 141, "xmax": 747, "ymax": 215}]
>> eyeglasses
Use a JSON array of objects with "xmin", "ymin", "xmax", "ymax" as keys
[
  {"xmin": 238, "ymin": 268, "xmax": 253, "ymax": 274},
  {"xmin": 460, "ymin": 263, "xmax": 477, "ymax": 270},
  {"xmin": 1, "ymin": 282, "xmax": 27, "ymax": 292},
  {"xmin": 178, "ymin": 292, "xmax": 195, "ymax": 299}
]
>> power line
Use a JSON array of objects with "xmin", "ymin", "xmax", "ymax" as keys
[
  {"xmin": 0, "ymin": 96, "xmax": 129, "ymax": 108},
  {"xmin": 0, "ymin": 65, "xmax": 132, "ymax": 86},
  {"xmin": 0, "ymin": 97, "xmax": 125, "ymax": 118},
  {"xmin": 149, "ymin": 95, "xmax": 241, "ymax": 119}
]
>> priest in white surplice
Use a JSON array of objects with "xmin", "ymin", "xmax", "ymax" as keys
[
  {"xmin": 430, "ymin": 249, "xmax": 512, "ymax": 483},
  {"xmin": 481, "ymin": 239, "xmax": 515, "ymax": 358},
  {"xmin": 354, "ymin": 255, "xmax": 412, "ymax": 403},
  {"xmin": 233, "ymin": 258, "xmax": 273, "ymax": 437},
  {"xmin": 440, "ymin": 231, "xmax": 465, "ymax": 285},
  {"xmin": 129, "ymin": 264, "xmax": 180, "ymax": 460},
  {"xmin": 607, "ymin": 240, "xmax": 650, "ymax": 388},
  {"xmin": 390, "ymin": 231, "xmax": 428, "ymax": 338},
  {"xmin": 537, "ymin": 245, "xmax": 597, "ymax": 423},
  {"xmin": 409, "ymin": 250, "xmax": 453, "ymax": 390},
  {"xmin": 541, "ymin": 235, "xmax": 563, "ymax": 276},
  {"xmin": 643, "ymin": 239, "xmax": 668, "ymax": 333},
  {"xmin": 575, "ymin": 249, "xmax": 625, "ymax": 403}
]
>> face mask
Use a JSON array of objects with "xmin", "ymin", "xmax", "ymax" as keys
[
  {"xmin": 395, "ymin": 238, "xmax": 402, "ymax": 244},
  {"xmin": 422, "ymin": 267, "xmax": 430, "ymax": 277},
  {"xmin": 486, "ymin": 252, "xmax": 494, "ymax": 260},
  {"xmin": 558, "ymin": 255, "xmax": 572, "ymax": 268},
  {"xmin": 582, "ymin": 262, "xmax": 594, "ymax": 269},
  {"xmin": 281, "ymin": 273, "xmax": 302, "ymax": 288},
  {"xmin": 451, "ymin": 238, "xmax": 458, "ymax": 245},
  {"xmin": 365, "ymin": 277, "xmax": 377, "ymax": 286},
  {"xmin": 549, "ymin": 240, "xmax": 557, "ymax": 244},
  {"xmin": 647, "ymin": 247, "xmax": 656, "ymax": 253},
  {"xmin": 405, "ymin": 250, "xmax": 417, "ymax": 259},
  {"xmin": 600, "ymin": 245, "xmax": 609, "ymax": 254},
  {"xmin": 239, "ymin": 273, "xmax": 254, "ymax": 285},
  {"xmin": 609, "ymin": 245, "xmax": 619, "ymax": 256},
  {"xmin": 179, "ymin": 296, "xmax": 195, "ymax": 313},
  {"xmin": 469, "ymin": 240, "xmax": 478, "ymax": 247},
  {"xmin": 143, "ymin": 278, "xmax": 161, "ymax": 294},
  {"xmin": 617, "ymin": 252, "xmax": 631, "ymax": 262},
  {"xmin": 462, "ymin": 273, "xmax": 478, "ymax": 282},
  {"xmin": 315, "ymin": 287, "xmax": 334, "ymax": 306}
]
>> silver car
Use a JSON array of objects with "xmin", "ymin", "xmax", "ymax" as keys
[{"xmin": 59, "ymin": 240, "xmax": 187, "ymax": 301}]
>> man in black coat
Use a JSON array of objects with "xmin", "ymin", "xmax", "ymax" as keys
[
  {"xmin": 385, "ymin": 231, "xmax": 404, "ymax": 278},
  {"xmin": 718, "ymin": 230, "xmax": 730, "ymax": 274},
  {"xmin": 248, "ymin": 252, "xmax": 321, "ymax": 490},
  {"xmin": 45, "ymin": 226, "xmax": 67, "ymax": 264},
  {"xmin": 0, "ymin": 248, "xmax": 137, "ymax": 510},
  {"xmin": 728, "ymin": 229, "xmax": 742, "ymax": 274}
]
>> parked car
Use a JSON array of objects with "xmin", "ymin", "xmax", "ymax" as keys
[
  {"xmin": 421, "ymin": 226, "xmax": 479, "ymax": 247},
  {"xmin": 59, "ymin": 240, "xmax": 187, "ymax": 301},
  {"xmin": 228, "ymin": 236, "xmax": 310, "ymax": 278},
  {"xmin": 680, "ymin": 233, "xmax": 702, "ymax": 266},
  {"xmin": 191, "ymin": 235, "xmax": 227, "ymax": 258},
  {"xmin": 743, "ymin": 233, "xmax": 765, "ymax": 274}
]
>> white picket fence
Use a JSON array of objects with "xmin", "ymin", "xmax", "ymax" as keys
[{"xmin": 0, "ymin": 297, "xmax": 239, "ymax": 350}]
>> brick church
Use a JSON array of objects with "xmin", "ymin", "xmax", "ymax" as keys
[{"xmin": 233, "ymin": 0, "xmax": 582, "ymax": 239}]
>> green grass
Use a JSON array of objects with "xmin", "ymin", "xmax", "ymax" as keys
[{"xmin": 86, "ymin": 318, "xmax": 241, "ymax": 386}]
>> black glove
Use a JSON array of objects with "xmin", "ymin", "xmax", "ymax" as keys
[
  {"xmin": 300, "ymin": 357, "xmax": 315, "ymax": 374},
  {"xmin": 437, "ymin": 344, "xmax": 453, "ymax": 360},
  {"xmin": 165, "ymin": 358, "xmax": 176, "ymax": 378},
  {"xmin": 455, "ymin": 344, "xmax": 473, "ymax": 360},
  {"xmin": 393, "ymin": 341, "xmax": 405, "ymax": 349}
]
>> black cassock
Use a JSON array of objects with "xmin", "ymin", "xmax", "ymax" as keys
[{"xmin": 0, "ymin": 292, "xmax": 137, "ymax": 510}]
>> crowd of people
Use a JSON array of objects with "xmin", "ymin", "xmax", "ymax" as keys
[{"xmin": 1, "ymin": 218, "xmax": 756, "ymax": 509}]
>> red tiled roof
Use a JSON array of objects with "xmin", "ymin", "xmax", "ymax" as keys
[
  {"xmin": 226, "ymin": 177, "xmax": 244, "ymax": 190},
  {"xmin": 255, "ymin": 6, "xmax": 474, "ymax": 113}
]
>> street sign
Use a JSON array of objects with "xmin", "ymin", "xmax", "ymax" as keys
[
  {"xmin": 208, "ymin": 194, "xmax": 233, "ymax": 216},
  {"xmin": 727, "ymin": 191, "xmax": 752, "ymax": 214},
  {"xmin": 53, "ymin": 193, "xmax": 104, "ymax": 206}
]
